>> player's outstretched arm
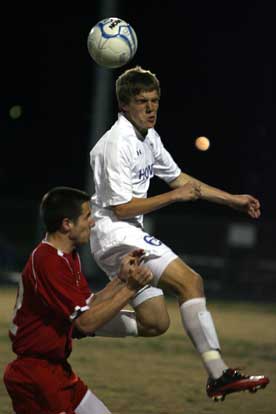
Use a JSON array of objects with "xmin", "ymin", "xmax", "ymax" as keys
[
  {"xmin": 169, "ymin": 172, "xmax": 261, "ymax": 219},
  {"xmin": 112, "ymin": 181, "xmax": 201, "ymax": 219},
  {"xmin": 112, "ymin": 172, "xmax": 260, "ymax": 220},
  {"xmin": 73, "ymin": 251, "xmax": 153, "ymax": 335}
]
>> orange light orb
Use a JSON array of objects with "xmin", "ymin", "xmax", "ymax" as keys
[{"xmin": 195, "ymin": 136, "xmax": 210, "ymax": 151}]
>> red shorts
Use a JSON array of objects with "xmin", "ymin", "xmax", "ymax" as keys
[{"xmin": 3, "ymin": 357, "xmax": 88, "ymax": 414}]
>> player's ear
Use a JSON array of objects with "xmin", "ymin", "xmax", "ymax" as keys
[
  {"xmin": 120, "ymin": 102, "xmax": 129, "ymax": 112},
  {"xmin": 62, "ymin": 218, "xmax": 73, "ymax": 232}
]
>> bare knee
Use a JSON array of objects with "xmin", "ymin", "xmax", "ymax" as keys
[
  {"xmin": 184, "ymin": 271, "xmax": 204, "ymax": 296},
  {"xmin": 153, "ymin": 314, "xmax": 170, "ymax": 335},
  {"xmin": 135, "ymin": 298, "xmax": 170, "ymax": 337},
  {"xmin": 138, "ymin": 313, "xmax": 170, "ymax": 337}
]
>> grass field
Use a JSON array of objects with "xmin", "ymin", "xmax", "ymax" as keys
[{"xmin": 1, "ymin": 287, "xmax": 275, "ymax": 413}]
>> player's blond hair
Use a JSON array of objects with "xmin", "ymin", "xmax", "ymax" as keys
[{"xmin": 116, "ymin": 66, "xmax": 161, "ymax": 108}]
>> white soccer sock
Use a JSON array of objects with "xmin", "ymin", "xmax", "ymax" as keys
[
  {"xmin": 180, "ymin": 297, "xmax": 228, "ymax": 379},
  {"xmin": 95, "ymin": 310, "xmax": 138, "ymax": 337}
]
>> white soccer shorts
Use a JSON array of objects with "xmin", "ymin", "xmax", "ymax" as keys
[{"xmin": 92, "ymin": 227, "xmax": 178, "ymax": 307}]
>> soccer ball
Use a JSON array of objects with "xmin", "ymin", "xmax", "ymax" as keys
[{"xmin": 87, "ymin": 17, "xmax": 138, "ymax": 69}]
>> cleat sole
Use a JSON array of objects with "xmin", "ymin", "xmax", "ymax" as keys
[{"xmin": 207, "ymin": 370, "xmax": 270, "ymax": 401}]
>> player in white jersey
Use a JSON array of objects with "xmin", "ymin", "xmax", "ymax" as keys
[{"xmin": 89, "ymin": 66, "xmax": 269, "ymax": 400}]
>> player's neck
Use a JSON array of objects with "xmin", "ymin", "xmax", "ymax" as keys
[
  {"xmin": 123, "ymin": 113, "xmax": 148, "ymax": 138},
  {"xmin": 135, "ymin": 125, "xmax": 148, "ymax": 139},
  {"xmin": 44, "ymin": 233, "xmax": 74, "ymax": 254}
]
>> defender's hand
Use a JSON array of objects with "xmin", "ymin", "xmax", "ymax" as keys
[
  {"xmin": 118, "ymin": 249, "xmax": 145, "ymax": 282},
  {"xmin": 126, "ymin": 265, "xmax": 153, "ymax": 291},
  {"xmin": 118, "ymin": 249, "xmax": 153, "ymax": 290}
]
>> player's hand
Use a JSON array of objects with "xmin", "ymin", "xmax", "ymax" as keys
[
  {"xmin": 229, "ymin": 194, "xmax": 261, "ymax": 218},
  {"xmin": 125, "ymin": 265, "xmax": 153, "ymax": 291},
  {"xmin": 174, "ymin": 181, "xmax": 201, "ymax": 202},
  {"xmin": 118, "ymin": 249, "xmax": 147, "ymax": 281},
  {"xmin": 118, "ymin": 250, "xmax": 153, "ymax": 290}
]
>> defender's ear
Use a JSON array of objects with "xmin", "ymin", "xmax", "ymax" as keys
[{"xmin": 62, "ymin": 218, "xmax": 73, "ymax": 232}]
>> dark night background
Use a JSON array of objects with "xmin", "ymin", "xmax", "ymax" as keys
[
  {"xmin": 1, "ymin": 1, "xmax": 276, "ymax": 298},
  {"xmin": 1, "ymin": 1, "xmax": 276, "ymax": 219}
]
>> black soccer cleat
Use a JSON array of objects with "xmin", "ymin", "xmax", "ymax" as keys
[{"xmin": 207, "ymin": 368, "xmax": 270, "ymax": 401}]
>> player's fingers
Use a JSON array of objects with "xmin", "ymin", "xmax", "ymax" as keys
[
  {"xmin": 254, "ymin": 199, "xmax": 260, "ymax": 209},
  {"xmin": 121, "ymin": 255, "xmax": 132, "ymax": 266},
  {"xmin": 137, "ymin": 251, "xmax": 150, "ymax": 264},
  {"xmin": 127, "ymin": 249, "xmax": 145, "ymax": 265},
  {"xmin": 120, "ymin": 256, "xmax": 137, "ymax": 274},
  {"xmin": 129, "ymin": 249, "xmax": 145, "ymax": 258},
  {"xmin": 248, "ymin": 195, "xmax": 260, "ymax": 208},
  {"xmin": 146, "ymin": 270, "xmax": 154, "ymax": 283},
  {"xmin": 249, "ymin": 206, "xmax": 260, "ymax": 218},
  {"xmin": 124, "ymin": 252, "xmax": 142, "ymax": 264},
  {"xmin": 139, "ymin": 267, "xmax": 153, "ymax": 284}
]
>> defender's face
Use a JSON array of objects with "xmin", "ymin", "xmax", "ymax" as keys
[
  {"xmin": 122, "ymin": 90, "xmax": 160, "ymax": 136},
  {"xmin": 69, "ymin": 201, "xmax": 94, "ymax": 245}
]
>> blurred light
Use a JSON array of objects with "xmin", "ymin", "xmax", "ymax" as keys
[
  {"xmin": 9, "ymin": 105, "xmax": 22, "ymax": 120},
  {"xmin": 195, "ymin": 136, "xmax": 210, "ymax": 151}
]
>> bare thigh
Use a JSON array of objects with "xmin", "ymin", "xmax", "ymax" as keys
[{"xmin": 158, "ymin": 257, "xmax": 204, "ymax": 303}]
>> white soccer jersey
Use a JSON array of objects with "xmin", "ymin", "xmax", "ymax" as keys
[{"xmin": 90, "ymin": 113, "xmax": 181, "ymax": 254}]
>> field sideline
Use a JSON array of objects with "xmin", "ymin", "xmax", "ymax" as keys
[{"xmin": 1, "ymin": 287, "xmax": 275, "ymax": 413}]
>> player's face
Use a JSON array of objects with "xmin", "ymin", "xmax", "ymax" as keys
[
  {"xmin": 122, "ymin": 90, "xmax": 160, "ymax": 136},
  {"xmin": 69, "ymin": 201, "xmax": 94, "ymax": 245}
]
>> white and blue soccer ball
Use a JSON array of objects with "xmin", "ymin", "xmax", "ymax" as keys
[{"xmin": 87, "ymin": 17, "xmax": 138, "ymax": 69}]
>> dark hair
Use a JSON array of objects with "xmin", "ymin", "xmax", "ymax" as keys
[
  {"xmin": 116, "ymin": 66, "xmax": 161, "ymax": 108},
  {"xmin": 40, "ymin": 186, "xmax": 90, "ymax": 233}
]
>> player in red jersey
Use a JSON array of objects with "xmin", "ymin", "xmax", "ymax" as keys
[{"xmin": 3, "ymin": 186, "xmax": 153, "ymax": 414}]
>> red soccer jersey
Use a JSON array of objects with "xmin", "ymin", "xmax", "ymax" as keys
[{"xmin": 9, "ymin": 241, "xmax": 93, "ymax": 361}]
